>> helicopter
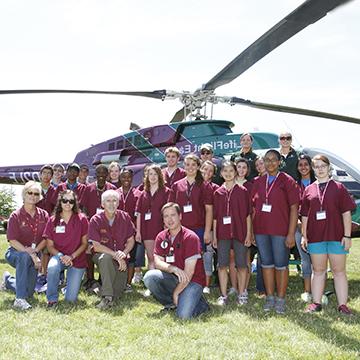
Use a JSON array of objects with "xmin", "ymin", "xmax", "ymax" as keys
[{"xmin": 0, "ymin": 0, "xmax": 359, "ymax": 232}]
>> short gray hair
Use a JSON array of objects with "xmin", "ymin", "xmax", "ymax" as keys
[
  {"xmin": 22, "ymin": 181, "xmax": 43, "ymax": 201},
  {"xmin": 101, "ymin": 189, "xmax": 120, "ymax": 204}
]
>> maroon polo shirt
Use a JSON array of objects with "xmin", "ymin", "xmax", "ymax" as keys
[
  {"xmin": 154, "ymin": 226, "xmax": 206, "ymax": 287},
  {"xmin": 207, "ymin": 181, "xmax": 219, "ymax": 193},
  {"xmin": 300, "ymin": 180, "xmax": 356, "ymax": 243},
  {"xmin": 162, "ymin": 167, "xmax": 186, "ymax": 188},
  {"xmin": 56, "ymin": 181, "xmax": 87, "ymax": 207},
  {"xmin": 117, "ymin": 187, "xmax": 141, "ymax": 225},
  {"xmin": 82, "ymin": 182, "xmax": 117, "ymax": 218},
  {"xmin": 170, "ymin": 179, "xmax": 213, "ymax": 230},
  {"xmin": 251, "ymin": 172, "xmax": 300, "ymax": 236},
  {"xmin": 7, "ymin": 206, "xmax": 49, "ymax": 247},
  {"xmin": 135, "ymin": 187, "xmax": 172, "ymax": 240},
  {"xmin": 88, "ymin": 210, "xmax": 136, "ymax": 252},
  {"xmin": 37, "ymin": 184, "xmax": 57, "ymax": 215},
  {"xmin": 43, "ymin": 213, "xmax": 89, "ymax": 268},
  {"xmin": 214, "ymin": 184, "xmax": 250, "ymax": 242}
]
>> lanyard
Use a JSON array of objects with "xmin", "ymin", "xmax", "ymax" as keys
[
  {"xmin": 147, "ymin": 188, "xmax": 158, "ymax": 212},
  {"xmin": 25, "ymin": 211, "xmax": 39, "ymax": 242},
  {"xmin": 265, "ymin": 173, "xmax": 279, "ymax": 204},
  {"xmin": 316, "ymin": 180, "xmax": 331, "ymax": 211},
  {"xmin": 119, "ymin": 188, "xmax": 132, "ymax": 209},
  {"xmin": 186, "ymin": 181, "xmax": 196, "ymax": 203},
  {"xmin": 224, "ymin": 185, "xmax": 235, "ymax": 216}
]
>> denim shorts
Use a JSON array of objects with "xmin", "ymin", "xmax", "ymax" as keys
[
  {"xmin": 255, "ymin": 234, "xmax": 289, "ymax": 270},
  {"xmin": 308, "ymin": 241, "xmax": 349, "ymax": 255}
]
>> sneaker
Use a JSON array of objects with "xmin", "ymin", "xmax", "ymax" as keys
[
  {"xmin": 338, "ymin": 304, "xmax": 352, "ymax": 315},
  {"xmin": 263, "ymin": 295, "xmax": 275, "ymax": 312},
  {"xmin": 217, "ymin": 295, "xmax": 228, "ymax": 306},
  {"xmin": 237, "ymin": 292, "xmax": 248, "ymax": 306},
  {"xmin": 227, "ymin": 287, "xmax": 238, "ymax": 297},
  {"xmin": 124, "ymin": 284, "xmax": 133, "ymax": 293},
  {"xmin": 13, "ymin": 298, "xmax": 32, "ymax": 310},
  {"xmin": 96, "ymin": 296, "xmax": 113, "ymax": 310},
  {"xmin": 132, "ymin": 272, "xmax": 143, "ymax": 284},
  {"xmin": 305, "ymin": 303, "xmax": 322, "ymax": 313},
  {"xmin": 275, "ymin": 297, "xmax": 286, "ymax": 314},
  {"xmin": 143, "ymin": 289, "xmax": 152, "ymax": 297},
  {"xmin": 47, "ymin": 301, "xmax": 58, "ymax": 308},
  {"xmin": 301, "ymin": 292, "xmax": 312, "ymax": 303},
  {"xmin": 160, "ymin": 303, "xmax": 177, "ymax": 312},
  {"xmin": 321, "ymin": 294, "xmax": 329, "ymax": 306},
  {"xmin": 203, "ymin": 286, "xmax": 210, "ymax": 294},
  {"xmin": 0, "ymin": 271, "xmax": 10, "ymax": 291}
]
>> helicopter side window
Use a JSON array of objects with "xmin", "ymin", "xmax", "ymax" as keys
[
  {"xmin": 108, "ymin": 142, "xmax": 115, "ymax": 151},
  {"xmin": 116, "ymin": 140, "xmax": 123, "ymax": 150}
]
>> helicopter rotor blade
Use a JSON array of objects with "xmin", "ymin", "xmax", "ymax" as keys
[
  {"xmin": 229, "ymin": 97, "xmax": 360, "ymax": 125},
  {"xmin": 203, "ymin": 0, "xmax": 352, "ymax": 91},
  {"xmin": 170, "ymin": 106, "xmax": 188, "ymax": 123},
  {"xmin": 0, "ymin": 89, "xmax": 167, "ymax": 99}
]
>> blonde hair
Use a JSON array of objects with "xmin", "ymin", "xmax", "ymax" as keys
[{"xmin": 22, "ymin": 181, "xmax": 43, "ymax": 201}]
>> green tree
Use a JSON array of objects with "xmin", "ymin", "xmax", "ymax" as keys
[{"xmin": 0, "ymin": 187, "xmax": 16, "ymax": 218}]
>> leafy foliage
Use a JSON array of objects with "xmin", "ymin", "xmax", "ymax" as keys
[{"xmin": 0, "ymin": 186, "xmax": 16, "ymax": 219}]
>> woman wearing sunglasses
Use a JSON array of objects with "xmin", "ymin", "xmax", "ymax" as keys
[
  {"xmin": 44, "ymin": 190, "xmax": 89, "ymax": 307},
  {"xmin": 278, "ymin": 132, "xmax": 299, "ymax": 181},
  {"xmin": 4, "ymin": 181, "xmax": 49, "ymax": 310}
]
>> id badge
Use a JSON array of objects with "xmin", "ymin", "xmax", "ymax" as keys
[
  {"xmin": 223, "ymin": 216, "xmax": 231, "ymax": 225},
  {"xmin": 55, "ymin": 225, "xmax": 66, "ymax": 234},
  {"xmin": 96, "ymin": 208, "xmax": 103, "ymax": 214},
  {"xmin": 262, "ymin": 203, "xmax": 272, "ymax": 213},
  {"xmin": 183, "ymin": 204, "xmax": 192, "ymax": 213},
  {"xmin": 316, "ymin": 210, "xmax": 326, "ymax": 220},
  {"xmin": 145, "ymin": 212, "xmax": 152, "ymax": 221},
  {"xmin": 166, "ymin": 255, "xmax": 175, "ymax": 263}
]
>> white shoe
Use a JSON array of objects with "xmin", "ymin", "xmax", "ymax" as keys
[
  {"xmin": 227, "ymin": 287, "xmax": 238, "ymax": 297},
  {"xmin": 143, "ymin": 289, "xmax": 152, "ymax": 297},
  {"xmin": 203, "ymin": 286, "xmax": 210, "ymax": 294},
  {"xmin": 321, "ymin": 294, "xmax": 329, "ymax": 306},
  {"xmin": 301, "ymin": 292, "xmax": 312, "ymax": 303},
  {"xmin": 0, "ymin": 271, "xmax": 10, "ymax": 291},
  {"xmin": 13, "ymin": 298, "xmax": 32, "ymax": 310},
  {"xmin": 217, "ymin": 296, "xmax": 228, "ymax": 306},
  {"xmin": 132, "ymin": 272, "xmax": 143, "ymax": 284},
  {"xmin": 237, "ymin": 292, "xmax": 248, "ymax": 306}
]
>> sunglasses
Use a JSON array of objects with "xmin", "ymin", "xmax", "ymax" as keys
[
  {"xmin": 201, "ymin": 151, "xmax": 212, "ymax": 155},
  {"xmin": 27, "ymin": 191, "xmax": 40, "ymax": 196},
  {"xmin": 61, "ymin": 198, "xmax": 75, "ymax": 204},
  {"xmin": 279, "ymin": 136, "xmax": 292, "ymax": 141}
]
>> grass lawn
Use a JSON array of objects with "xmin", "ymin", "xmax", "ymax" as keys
[{"xmin": 0, "ymin": 234, "xmax": 359, "ymax": 360}]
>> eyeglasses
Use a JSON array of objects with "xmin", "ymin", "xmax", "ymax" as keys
[
  {"xmin": 201, "ymin": 151, "xmax": 212, "ymax": 155},
  {"xmin": 279, "ymin": 136, "xmax": 292, "ymax": 141},
  {"xmin": 313, "ymin": 165, "xmax": 328, "ymax": 170},
  {"xmin": 61, "ymin": 198, "xmax": 75, "ymax": 204},
  {"xmin": 27, "ymin": 191, "xmax": 40, "ymax": 196}
]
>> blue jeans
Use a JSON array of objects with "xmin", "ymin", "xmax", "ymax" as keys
[
  {"xmin": 255, "ymin": 234, "xmax": 289, "ymax": 270},
  {"xmin": 5, "ymin": 247, "xmax": 37, "ymax": 299},
  {"xmin": 47, "ymin": 254, "xmax": 85, "ymax": 302},
  {"xmin": 203, "ymin": 244, "xmax": 214, "ymax": 277},
  {"xmin": 143, "ymin": 269, "xmax": 209, "ymax": 319},
  {"xmin": 135, "ymin": 243, "xmax": 145, "ymax": 267},
  {"xmin": 295, "ymin": 229, "xmax": 312, "ymax": 278}
]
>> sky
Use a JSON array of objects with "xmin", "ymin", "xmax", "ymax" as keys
[{"xmin": 0, "ymin": 0, "xmax": 359, "ymax": 205}]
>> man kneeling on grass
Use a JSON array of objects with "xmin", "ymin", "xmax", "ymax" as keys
[
  {"xmin": 143, "ymin": 202, "xmax": 210, "ymax": 319},
  {"xmin": 88, "ymin": 190, "xmax": 135, "ymax": 309}
]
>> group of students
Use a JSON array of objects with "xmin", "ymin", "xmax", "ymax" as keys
[{"xmin": 1, "ymin": 131, "xmax": 356, "ymax": 318}]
